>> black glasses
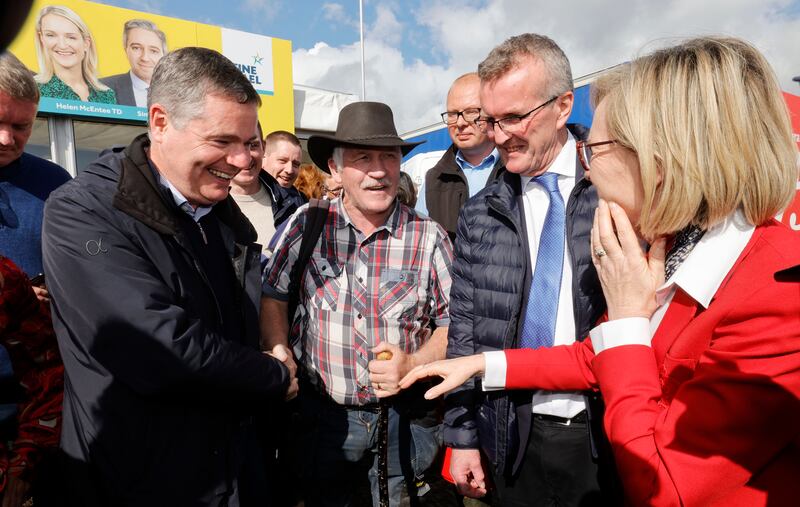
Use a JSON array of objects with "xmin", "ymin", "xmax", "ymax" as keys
[
  {"xmin": 441, "ymin": 108, "xmax": 481, "ymax": 125},
  {"xmin": 474, "ymin": 96, "xmax": 557, "ymax": 134},
  {"xmin": 576, "ymin": 140, "xmax": 617, "ymax": 172}
]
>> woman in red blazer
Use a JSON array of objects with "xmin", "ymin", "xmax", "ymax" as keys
[{"xmin": 401, "ymin": 37, "xmax": 800, "ymax": 506}]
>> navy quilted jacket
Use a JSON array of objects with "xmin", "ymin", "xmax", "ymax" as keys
[{"xmin": 443, "ymin": 125, "xmax": 606, "ymax": 477}]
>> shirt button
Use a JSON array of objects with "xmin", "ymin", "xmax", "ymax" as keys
[
  {"xmin": 357, "ymin": 313, "xmax": 363, "ymax": 319},
  {"xmin": 358, "ymin": 276, "xmax": 363, "ymax": 283}
]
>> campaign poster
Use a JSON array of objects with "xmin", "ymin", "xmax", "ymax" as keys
[{"xmin": 7, "ymin": 0, "xmax": 295, "ymax": 133}]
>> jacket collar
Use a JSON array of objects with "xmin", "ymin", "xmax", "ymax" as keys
[
  {"xmin": 258, "ymin": 169, "xmax": 282, "ymax": 202},
  {"xmin": 653, "ymin": 219, "xmax": 800, "ymax": 368},
  {"xmin": 436, "ymin": 143, "xmax": 505, "ymax": 178},
  {"xmin": 112, "ymin": 133, "xmax": 257, "ymax": 243},
  {"xmin": 433, "ymin": 144, "xmax": 459, "ymax": 176}
]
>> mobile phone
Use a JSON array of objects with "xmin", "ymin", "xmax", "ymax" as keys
[{"xmin": 29, "ymin": 273, "xmax": 45, "ymax": 286}]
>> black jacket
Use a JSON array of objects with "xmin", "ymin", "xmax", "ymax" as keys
[
  {"xmin": 260, "ymin": 170, "xmax": 308, "ymax": 227},
  {"xmin": 424, "ymin": 144, "xmax": 504, "ymax": 240},
  {"xmin": 443, "ymin": 125, "xmax": 606, "ymax": 477},
  {"xmin": 101, "ymin": 72, "xmax": 136, "ymax": 107},
  {"xmin": 42, "ymin": 134, "xmax": 289, "ymax": 506}
]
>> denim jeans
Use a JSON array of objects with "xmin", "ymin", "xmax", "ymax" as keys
[{"xmin": 288, "ymin": 391, "xmax": 442, "ymax": 507}]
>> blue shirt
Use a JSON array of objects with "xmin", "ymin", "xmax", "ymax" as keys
[
  {"xmin": 0, "ymin": 153, "xmax": 71, "ymax": 276},
  {"xmin": 415, "ymin": 148, "xmax": 499, "ymax": 215}
]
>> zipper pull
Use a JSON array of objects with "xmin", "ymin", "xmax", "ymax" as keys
[{"xmin": 197, "ymin": 221, "xmax": 207, "ymax": 244}]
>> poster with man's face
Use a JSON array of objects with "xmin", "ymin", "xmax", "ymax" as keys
[{"xmin": 7, "ymin": 0, "xmax": 293, "ymax": 133}]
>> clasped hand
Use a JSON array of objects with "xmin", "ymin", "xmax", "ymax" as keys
[
  {"xmin": 267, "ymin": 344, "xmax": 298, "ymax": 400},
  {"xmin": 368, "ymin": 342, "xmax": 415, "ymax": 398}
]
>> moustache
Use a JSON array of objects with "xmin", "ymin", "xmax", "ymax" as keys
[{"xmin": 361, "ymin": 178, "xmax": 391, "ymax": 190}]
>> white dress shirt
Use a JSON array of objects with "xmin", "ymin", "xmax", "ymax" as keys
[
  {"xmin": 130, "ymin": 71, "xmax": 149, "ymax": 108},
  {"xmin": 484, "ymin": 209, "xmax": 755, "ymax": 387}
]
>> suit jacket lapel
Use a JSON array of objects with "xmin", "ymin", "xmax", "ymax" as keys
[{"xmin": 651, "ymin": 288, "xmax": 700, "ymax": 372}]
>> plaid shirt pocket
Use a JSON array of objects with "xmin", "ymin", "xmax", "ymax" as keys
[
  {"xmin": 307, "ymin": 257, "xmax": 344, "ymax": 311},
  {"xmin": 378, "ymin": 269, "xmax": 419, "ymax": 319}
]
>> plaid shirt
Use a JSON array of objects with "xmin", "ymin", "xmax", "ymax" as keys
[{"xmin": 263, "ymin": 199, "xmax": 453, "ymax": 405}]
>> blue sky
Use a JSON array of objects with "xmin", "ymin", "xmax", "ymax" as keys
[{"xmin": 95, "ymin": 0, "xmax": 800, "ymax": 132}]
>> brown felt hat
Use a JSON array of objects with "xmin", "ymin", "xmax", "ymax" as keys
[{"xmin": 308, "ymin": 101, "xmax": 423, "ymax": 173}]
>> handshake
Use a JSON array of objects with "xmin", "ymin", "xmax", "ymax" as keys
[{"xmin": 266, "ymin": 344, "xmax": 299, "ymax": 400}]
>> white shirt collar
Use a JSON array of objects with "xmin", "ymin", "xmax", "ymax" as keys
[
  {"xmin": 130, "ymin": 70, "xmax": 148, "ymax": 91},
  {"xmin": 158, "ymin": 173, "xmax": 213, "ymax": 222},
  {"xmin": 520, "ymin": 131, "xmax": 576, "ymax": 189},
  {"xmin": 656, "ymin": 209, "xmax": 754, "ymax": 308}
]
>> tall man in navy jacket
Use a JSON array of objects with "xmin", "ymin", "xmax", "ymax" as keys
[
  {"xmin": 42, "ymin": 47, "xmax": 293, "ymax": 506},
  {"xmin": 444, "ymin": 34, "xmax": 609, "ymax": 506}
]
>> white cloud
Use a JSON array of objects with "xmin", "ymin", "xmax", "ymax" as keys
[
  {"xmin": 322, "ymin": 2, "xmax": 358, "ymax": 29},
  {"xmin": 367, "ymin": 4, "xmax": 404, "ymax": 46},
  {"xmin": 294, "ymin": 0, "xmax": 800, "ymax": 132}
]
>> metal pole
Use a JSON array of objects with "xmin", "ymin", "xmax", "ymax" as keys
[{"xmin": 359, "ymin": 0, "xmax": 366, "ymax": 100}]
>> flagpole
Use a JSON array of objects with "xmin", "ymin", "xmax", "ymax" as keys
[{"xmin": 359, "ymin": 0, "xmax": 366, "ymax": 100}]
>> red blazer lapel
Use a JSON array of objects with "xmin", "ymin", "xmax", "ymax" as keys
[{"xmin": 651, "ymin": 288, "xmax": 700, "ymax": 372}]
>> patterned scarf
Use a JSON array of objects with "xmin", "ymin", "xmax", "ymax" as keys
[{"xmin": 664, "ymin": 224, "xmax": 705, "ymax": 280}]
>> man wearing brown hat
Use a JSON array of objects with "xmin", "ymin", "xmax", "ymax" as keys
[{"xmin": 261, "ymin": 101, "xmax": 454, "ymax": 506}]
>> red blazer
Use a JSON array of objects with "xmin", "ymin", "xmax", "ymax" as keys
[{"xmin": 503, "ymin": 220, "xmax": 800, "ymax": 506}]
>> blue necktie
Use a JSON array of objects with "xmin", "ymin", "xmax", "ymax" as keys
[{"xmin": 519, "ymin": 172, "xmax": 564, "ymax": 349}]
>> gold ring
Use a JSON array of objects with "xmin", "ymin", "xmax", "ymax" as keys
[
  {"xmin": 376, "ymin": 383, "xmax": 382, "ymax": 390},
  {"xmin": 594, "ymin": 248, "xmax": 607, "ymax": 258}
]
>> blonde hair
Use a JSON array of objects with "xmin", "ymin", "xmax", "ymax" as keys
[
  {"xmin": 592, "ymin": 37, "xmax": 798, "ymax": 238},
  {"xmin": 34, "ymin": 5, "xmax": 109, "ymax": 91}
]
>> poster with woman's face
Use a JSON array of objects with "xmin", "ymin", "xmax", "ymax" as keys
[{"xmin": 6, "ymin": 0, "xmax": 294, "ymax": 133}]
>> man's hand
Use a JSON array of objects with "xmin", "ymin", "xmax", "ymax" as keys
[
  {"xmin": 369, "ymin": 342, "xmax": 414, "ymax": 398},
  {"xmin": 32, "ymin": 285, "xmax": 50, "ymax": 303},
  {"xmin": 450, "ymin": 448, "xmax": 488, "ymax": 498},
  {"xmin": 267, "ymin": 344, "xmax": 298, "ymax": 400}
]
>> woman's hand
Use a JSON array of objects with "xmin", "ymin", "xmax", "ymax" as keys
[
  {"xmin": 591, "ymin": 199, "xmax": 667, "ymax": 321},
  {"xmin": 399, "ymin": 354, "xmax": 486, "ymax": 399}
]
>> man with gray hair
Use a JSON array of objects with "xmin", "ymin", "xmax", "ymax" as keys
[
  {"xmin": 262, "ymin": 101, "xmax": 453, "ymax": 506},
  {"xmin": 102, "ymin": 19, "xmax": 167, "ymax": 107},
  {"xmin": 43, "ymin": 47, "xmax": 294, "ymax": 506},
  {"xmin": 443, "ymin": 34, "xmax": 612, "ymax": 505}
]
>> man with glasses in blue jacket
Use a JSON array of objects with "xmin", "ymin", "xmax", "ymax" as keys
[{"xmin": 443, "ymin": 34, "xmax": 615, "ymax": 506}]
